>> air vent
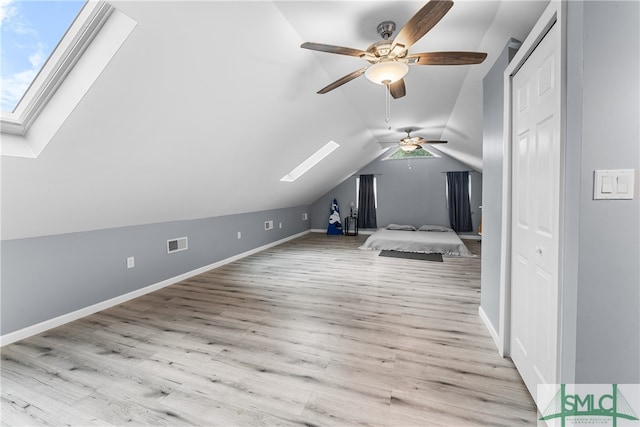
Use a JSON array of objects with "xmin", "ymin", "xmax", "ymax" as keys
[
  {"xmin": 264, "ymin": 220, "xmax": 274, "ymax": 230},
  {"xmin": 167, "ymin": 236, "xmax": 188, "ymax": 253}
]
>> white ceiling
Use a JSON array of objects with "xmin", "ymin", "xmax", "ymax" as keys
[{"xmin": 1, "ymin": 0, "xmax": 549, "ymax": 240}]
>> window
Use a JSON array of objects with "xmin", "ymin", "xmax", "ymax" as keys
[
  {"xmin": 1, "ymin": 0, "xmax": 113, "ymax": 135},
  {"xmin": 382, "ymin": 146, "xmax": 440, "ymax": 160},
  {"xmin": 444, "ymin": 172, "xmax": 472, "ymax": 205},
  {"xmin": 355, "ymin": 176, "xmax": 377, "ymax": 209}
]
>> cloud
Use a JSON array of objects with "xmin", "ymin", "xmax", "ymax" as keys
[
  {"xmin": 0, "ymin": 0, "xmax": 17, "ymax": 25},
  {"xmin": 1, "ymin": 68, "xmax": 37, "ymax": 112},
  {"xmin": 28, "ymin": 42, "xmax": 46, "ymax": 68}
]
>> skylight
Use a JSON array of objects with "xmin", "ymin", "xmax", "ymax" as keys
[
  {"xmin": 281, "ymin": 140, "xmax": 340, "ymax": 182},
  {"xmin": 1, "ymin": 0, "xmax": 114, "ymax": 136},
  {"xmin": 1, "ymin": 0, "xmax": 87, "ymax": 112}
]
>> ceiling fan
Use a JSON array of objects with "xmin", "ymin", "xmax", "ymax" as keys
[
  {"xmin": 379, "ymin": 129, "xmax": 447, "ymax": 151},
  {"xmin": 300, "ymin": 0, "xmax": 487, "ymax": 98}
]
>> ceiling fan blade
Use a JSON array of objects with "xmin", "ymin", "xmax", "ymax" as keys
[
  {"xmin": 301, "ymin": 42, "xmax": 368, "ymax": 58},
  {"xmin": 407, "ymin": 51, "xmax": 487, "ymax": 65},
  {"xmin": 420, "ymin": 140, "xmax": 448, "ymax": 144},
  {"xmin": 317, "ymin": 67, "xmax": 368, "ymax": 94},
  {"xmin": 392, "ymin": 0, "xmax": 453, "ymax": 51},
  {"xmin": 389, "ymin": 79, "xmax": 406, "ymax": 99}
]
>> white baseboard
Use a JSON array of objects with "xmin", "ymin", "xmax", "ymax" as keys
[
  {"xmin": 478, "ymin": 305, "xmax": 501, "ymax": 352},
  {"xmin": 0, "ymin": 230, "xmax": 310, "ymax": 347},
  {"xmin": 310, "ymin": 228, "xmax": 375, "ymax": 235}
]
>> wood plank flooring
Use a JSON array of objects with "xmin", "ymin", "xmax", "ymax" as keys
[{"xmin": 1, "ymin": 233, "xmax": 537, "ymax": 426}]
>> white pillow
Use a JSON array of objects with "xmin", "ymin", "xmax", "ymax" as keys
[
  {"xmin": 418, "ymin": 224, "xmax": 453, "ymax": 232},
  {"xmin": 386, "ymin": 224, "xmax": 416, "ymax": 231}
]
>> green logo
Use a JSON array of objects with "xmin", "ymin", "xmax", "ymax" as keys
[{"xmin": 539, "ymin": 384, "xmax": 639, "ymax": 427}]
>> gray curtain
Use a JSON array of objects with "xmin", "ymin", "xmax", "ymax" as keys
[
  {"xmin": 358, "ymin": 174, "xmax": 377, "ymax": 229},
  {"xmin": 446, "ymin": 171, "xmax": 473, "ymax": 232}
]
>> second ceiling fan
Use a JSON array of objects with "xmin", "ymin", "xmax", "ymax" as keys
[
  {"xmin": 379, "ymin": 129, "xmax": 447, "ymax": 152},
  {"xmin": 301, "ymin": 0, "xmax": 487, "ymax": 99}
]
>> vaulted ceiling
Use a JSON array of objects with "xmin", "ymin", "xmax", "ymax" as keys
[{"xmin": 1, "ymin": 1, "xmax": 549, "ymax": 240}]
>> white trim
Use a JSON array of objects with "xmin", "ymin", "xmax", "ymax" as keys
[
  {"xmin": 0, "ymin": 230, "xmax": 310, "ymax": 347},
  {"xmin": 479, "ymin": 306, "xmax": 500, "ymax": 350},
  {"xmin": 497, "ymin": 0, "xmax": 565, "ymax": 374}
]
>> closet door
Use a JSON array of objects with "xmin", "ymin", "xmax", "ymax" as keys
[{"xmin": 509, "ymin": 21, "xmax": 561, "ymax": 404}]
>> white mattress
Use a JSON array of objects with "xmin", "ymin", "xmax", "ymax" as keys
[{"xmin": 359, "ymin": 228, "xmax": 473, "ymax": 256}]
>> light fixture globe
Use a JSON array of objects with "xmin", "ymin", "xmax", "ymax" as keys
[
  {"xmin": 364, "ymin": 61, "xmax": 408, "ymax": 85},
  {"xmin": 400, "ymin": 144, "xmax": 419, "ymax": 152}
]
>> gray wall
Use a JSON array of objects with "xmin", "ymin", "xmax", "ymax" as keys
[
  {"xmin": 1, "ymin": 206, "xmax": 310, "ymax": 335},
  {"xmin": 566, "ymin": 1, "xmax": 639, "ymax": 383},
  {"xmin": 481, "ymin": 1, "xmax": 638, "ymax": 383},
  {"xmin": 311, "ymin": 149, "xmax": 482, "ymax": 233},
  {"xmin": 480, "ymin": 40, "xmax": 519, "ymax": 332}
]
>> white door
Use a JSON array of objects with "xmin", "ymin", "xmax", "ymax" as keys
[{"xmin": 510, "ymin": 21, "xmax": 561, "ymax": 404}]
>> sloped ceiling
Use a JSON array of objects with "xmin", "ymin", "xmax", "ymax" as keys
[{"xmin": 0, "ymin": 0, "xmax": 548, "ymax": 240}]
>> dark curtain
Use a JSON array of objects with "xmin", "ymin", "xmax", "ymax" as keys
[
  {"xmin": 358, "ymin": 174, "xmax": 377, "ymax": 229},
  {"xmin": 446, "ymin": 171, "xmax": 473, "ymax": 232}
]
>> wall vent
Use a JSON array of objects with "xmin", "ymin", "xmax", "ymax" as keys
[
  {"xmin": 167, "ymin": 236, "xmax": 188, "ymax": 253},
  {"xmin": 264, "ymin": 220, "xmax": 274, "ymax": 231}
]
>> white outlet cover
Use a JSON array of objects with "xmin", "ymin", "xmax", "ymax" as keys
[{"xmin": 127, "ymin": 256, "xmax": 135, "ymax": 268}]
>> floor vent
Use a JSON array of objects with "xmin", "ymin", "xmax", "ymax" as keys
[{"xmin": 167, "ymin": 237, "xmax": 188, "ymax": 253}]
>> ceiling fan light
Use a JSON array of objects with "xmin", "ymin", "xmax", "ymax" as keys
[
  {"xmin": 401, "ymin": 136, "xmax": 421, "ymax": 145},
  {"xmin": 400, "ymin": 144, "xmax": 419, "ymax": 152},
  {"xmin": 364, "ymin": 61, "xmax": 408, "ymax": 85}
]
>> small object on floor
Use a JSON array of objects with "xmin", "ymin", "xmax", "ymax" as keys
[{"xmin": 379, "ymin": 250, "xmax": 443, "ymax": 262}]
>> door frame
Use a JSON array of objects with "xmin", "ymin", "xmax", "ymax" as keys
[{"xmin": 497, "ymin": 0, "xmax": 566, "ymax": 379}]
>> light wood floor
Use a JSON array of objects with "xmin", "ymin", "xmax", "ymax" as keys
[{"xmin": 1, "ymin": 233, "xmax": 537, "ymax": 426}]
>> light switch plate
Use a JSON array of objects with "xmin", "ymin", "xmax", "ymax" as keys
[{"xmin": 593, "ymin": 169, "xmax": 635, "ymax": 200}]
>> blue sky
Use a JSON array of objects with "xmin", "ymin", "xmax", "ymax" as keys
[{"xmin": 0, "ymin": 0, "xmax": 85, "ymax": 112}]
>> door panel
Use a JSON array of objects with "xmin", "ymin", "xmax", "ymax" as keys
[{"xmin": 510, "ymin": 21, "xmax": 561, "ymax": 405}]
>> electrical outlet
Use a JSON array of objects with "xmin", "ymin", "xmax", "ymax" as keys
[
  {"xmin": 265, "ymin": 220, "xmax": 274, "ymax": 230},
  {"xmin": 302, "ymin": 213, "xmax": 308, "ymax": 221},
  {"xmin": 237, "ymin": 231, "xmax": 242, "ymax": 239},
  {"xmin": 279, "ymin": 222, "xmax": 282, "ymax": 229},
  {"xmin": 127, "ymin": 256, "xmax": 135, "ymax": 269}
]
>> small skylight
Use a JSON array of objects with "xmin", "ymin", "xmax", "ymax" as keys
[
  {"xmin": 281, "ymin": 140, "xmax": 340, "ymax": 182},
  {"xmin": 383, "ymin": 146, "xmax": 441, "ymax": 160}
]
